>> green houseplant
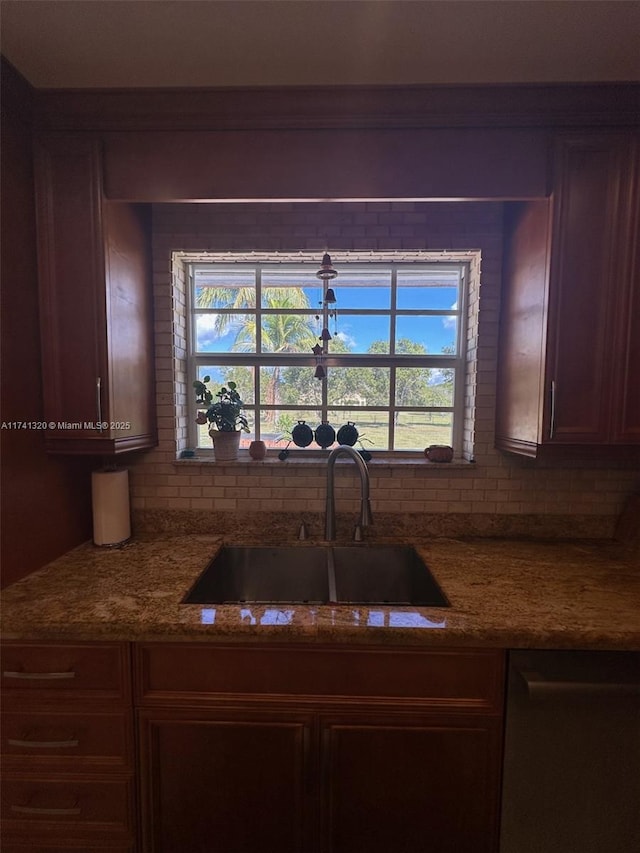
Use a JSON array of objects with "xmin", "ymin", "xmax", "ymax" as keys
[{"xmin": 194, "ymin": 378, "xmax": 249, "ymax": 460}]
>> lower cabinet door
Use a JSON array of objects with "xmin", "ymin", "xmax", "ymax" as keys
[
  {"xmin": 320, "ymin": 714, "xmax": 502, "ymax": 853},
  {"xmin": 138, "ymin": 709, "xmax": 314, "ymax": 853}
]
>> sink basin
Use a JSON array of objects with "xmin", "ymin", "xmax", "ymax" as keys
[
  {"xmin": 182, "ymin": 544, "xmax": 449, "ymax": 607},
  {"xmin": 182, "ymin": 546, "xmax": 330, "ymax": 604},
  {"xmin": 332, "ymin": 545, "xmax": 449, "ymax": 606}
]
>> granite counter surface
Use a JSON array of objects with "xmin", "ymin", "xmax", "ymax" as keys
[{"xmin": 1, "ymin": 535, "xmax": 639, "ymax": 649}]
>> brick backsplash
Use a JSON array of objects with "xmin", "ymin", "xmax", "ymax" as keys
[{"xmin": 128, "ymin": 201, "xmax": 639, "ymax": 534}]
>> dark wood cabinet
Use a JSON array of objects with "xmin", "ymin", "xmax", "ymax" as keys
[
  {"xmin": 102, "ymin": 128, "xmax": 548, "ymax": 201},
  {"xmin": 321, "ymin": 713, "xmax": 502, "ymax": 853},
  {"xmin": 497, "ymin": 132, "xmax": 640, "ymax": 458},
  {"xmin": 1, "ymin": 640, "xmax": 504, "ymax": 852},
  {"xmin": 34, "ymin": 133, "xmax": 156, "ymax": 455},
  {"xmin": 135, "ymin": 643, "xmax": 504, "ymax": 853},
  {"xmin": 138, "ymin": 708, "xmax": 313, "ymax": 853},
  {"xmin": 0, "ymin": 641, "xmax": 136, "ymax": 851},
  {"xmin": 611, "ymin": 136, "xmax": 640, "ymax": 445}
]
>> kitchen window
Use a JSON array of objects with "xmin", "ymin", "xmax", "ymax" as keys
[{"xmin": 187, "ymin": 254, "xmax": 469, "ymax": 456}]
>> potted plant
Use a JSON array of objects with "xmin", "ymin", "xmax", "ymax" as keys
[{"xmin": 194, "ymin": 378, "xmax": 249, "ymax": 461}]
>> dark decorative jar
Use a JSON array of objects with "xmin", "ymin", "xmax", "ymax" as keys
[
  {"xmin": 292, "ymin": 420, "xmax": 314, "ymax": 448},
  {"xmin": 314, "ymin": 422, "xmax": 336, "ymax": 448},
  {"xmin": 336, "ymin": 421, "xmax": 359, "ymax": 447}
]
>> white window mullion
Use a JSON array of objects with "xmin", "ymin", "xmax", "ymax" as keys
[
  {"xmin": 390, "ymin": 265, "xmax": 398, "ymax": 354},
  {"xmin": 255, "ymin": 268, "xmax": 263, "ymax": 355},
  {"xmin": 389, "ymin": 366, "xmax": 397, "ymax": 450},
  {"xmin": 254, "ymin": 269, "xmax": 262, "ymax": 439},
  {"xmin": 388, "ymin": 267, "xmax": 397, "ymax": 449},
  {"xmin": 451, "ymin": 264, "xmax": 469, "ymax": 456},
  {"xmin": 186, "ymin": 266, "xmax": 200, "ymax": 449}
]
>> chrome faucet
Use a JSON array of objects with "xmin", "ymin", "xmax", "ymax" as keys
[{"xmin": 325, "ymin": 445, "xmax": 373, "ymax": 540}]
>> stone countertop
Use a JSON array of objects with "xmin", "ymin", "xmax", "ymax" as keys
[{"xmin": 1, "ymin": 535, "xmax": 639, "ymax": 649}]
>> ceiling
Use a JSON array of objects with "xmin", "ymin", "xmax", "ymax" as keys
[{"xmin": 1, "ymin": 0, "xmax": 639, "ymax": 90}]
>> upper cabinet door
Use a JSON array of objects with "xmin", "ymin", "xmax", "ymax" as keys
[
  {"xmin": 610, "ymin": 135, "xmax": 640, "ymax": 445},
  {"xmin": 545, "ymin": 134, "xmax": 635, "ymax": 446},
  {"xmin": 35, "ymin": 134, "xmax": 106, "ymax": 435},
  {"xmin": 496, "ymin": 132, "xmax": 640, "ymax": 459},
  {"xmin": 34, "ymin": 133, "xmax": 156, "ymax": 455}
]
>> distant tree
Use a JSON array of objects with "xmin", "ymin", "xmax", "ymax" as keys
[
  {"xmin": 439, "ymin": 344, "xmax": 456, "ymax": 386},
  {"xmin": 363, "ymin": 339, "xmax": 432, "ymax": 416},
  {"xmin": 219, "ymin": 366, "xmax": 253, "ymax": 409},
  {"xmin": 196, "ymin": 286, "xmax": 317, "ymax": 422},
  {"xmin": 394, "ymin": 338, "xmax": 433, "ymax": 408}
]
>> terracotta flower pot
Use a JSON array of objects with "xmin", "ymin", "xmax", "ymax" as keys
[
  {"xmin": 209, "ymin": 429, "xmax": 241, "ymax": 461},
  {"xmin": 424, "ymin": 444, "xmax": 454, "ymax": 463},
  {"xmin": 249, "ymin": 440, "xmax": 267, "ymax": 460}
]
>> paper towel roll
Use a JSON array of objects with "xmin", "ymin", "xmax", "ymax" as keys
[{"xmin": 92, "ymin": 468, "xmax": 131, "ymax": 546}]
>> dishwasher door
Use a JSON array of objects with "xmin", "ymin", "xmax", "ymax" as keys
[{"xmin": 500, "ymin": 650, "xmax": 640, "ymax": 853}]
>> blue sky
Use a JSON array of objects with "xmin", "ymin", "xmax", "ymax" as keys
[{"xmin": 196, "ymin": 284, "xmax": 458, "ymax": 355}]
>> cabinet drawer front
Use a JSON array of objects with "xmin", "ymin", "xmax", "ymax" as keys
[
  {"xmin": 1, "ymin": 643, "xmax": 130, "ymax": 703},
  {"xmin": 137, "ymin": 644, "xmax": 504, "ymax": 710},
  {"xmin": 2, "ymin": 710, "xmax": 132, "ymax": 770},
  {"xmin": 2, "ymin": 846, "xmax": 133, "ymax": 853},
  {"xmin": 1, "ymin": 777, "xmax": 133, "ymax": 840}
]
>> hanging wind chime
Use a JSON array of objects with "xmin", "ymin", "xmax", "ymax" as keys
[
  {"xmin": 313, "ymin": 252, "xmax": 338, "ymax": 380},
  {"xmin": 274, "ymin": 251, "xmax": 371, "ymax": 460}
]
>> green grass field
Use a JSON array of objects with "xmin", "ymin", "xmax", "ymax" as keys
[{"xmin": 197, "ymin": 409, "xmax": 452, "ymax": 452}]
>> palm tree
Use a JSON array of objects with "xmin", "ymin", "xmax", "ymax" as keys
[
  {"xmin": 195, "ymin": 283, "xmax": 254, "ymax": 311},
  {"xmin": 196, "ymin": 284, "xmax": 317, "ymax": 420}
]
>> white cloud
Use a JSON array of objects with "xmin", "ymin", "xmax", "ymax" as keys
[
  {"xmin": 196, "ymin": 314, "xmax": 239, "ymax": 350},
  {"xmin": 442, "ymin": 301, "xmax": 458, "ymax": 329},
  {"xmin": 429, "ymin": 369, "xmax": 452, "ymax": 386},
  {"xmin": 335, "ymin": 330, "xmax": 357, "ymax": 349}
]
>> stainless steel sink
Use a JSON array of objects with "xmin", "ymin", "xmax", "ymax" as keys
[
  {"xmin": 182, "ymin": 546, "xmax": 330, "ymax": 604},
  {"xmin": 182, "ymin": 544, "xmax": 449, "ymax": 607},
  {"xmin": 332, "ymin": 545, "xmax": 449, "ymax": 606}
]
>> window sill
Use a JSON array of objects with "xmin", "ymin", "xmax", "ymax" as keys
[{"xmin": 174, "ymin": 455, "xmax": 475, "ymax": 470}]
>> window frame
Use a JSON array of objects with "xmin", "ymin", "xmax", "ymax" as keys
[{"xmin": 187, "ymin": 255, "xmax": 469, "ymax": 457}]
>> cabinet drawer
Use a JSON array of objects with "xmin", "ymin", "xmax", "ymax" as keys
[
  {"xmin": 2, "ymin": 841, "xmax": 134, "ymax": 853},
  {"xmin": 137, "ymin": 644, "xmax": 504, "ymax": 711},
  {"xmin": 1, "ymin": 710, "xmax": 133, "ymax": 771},
  {"xmin": 1, "ymin": 776, "xmax": 134, "ymax": 841},
  {"xmin": 1, "ymin": 643, "xmax": 131, "ymax": 704},
  {"xmin": 1, "ymin": 846, "xmax": 133, "ymax": 853}
]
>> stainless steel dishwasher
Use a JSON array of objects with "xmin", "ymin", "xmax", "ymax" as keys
[{"xmin": 500, "ymin": 650, "xmax": 640, "ymax": 853}]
